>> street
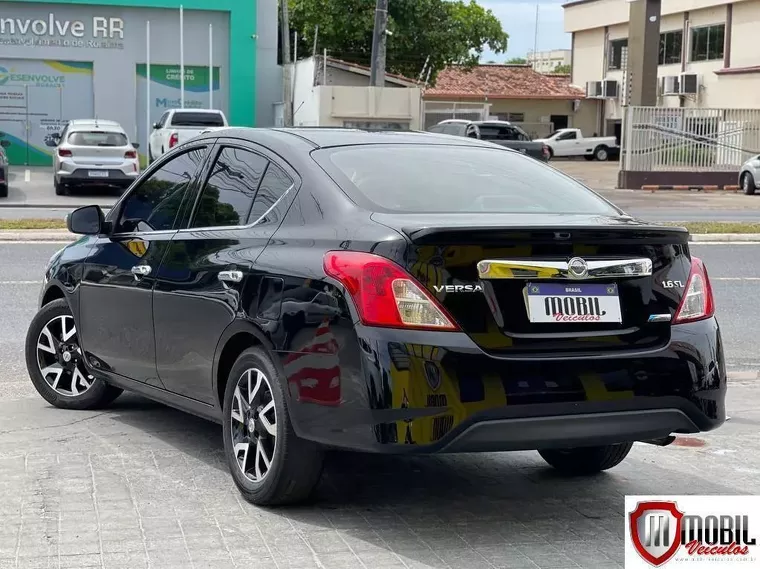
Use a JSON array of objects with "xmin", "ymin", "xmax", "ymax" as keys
[
  {"xmin": 4, "ymin": 164, "xmax": 760, "ymax": 223},
  {"xmin": 1, "ymin": 243, "xmax": 759, "ymax": 569}
]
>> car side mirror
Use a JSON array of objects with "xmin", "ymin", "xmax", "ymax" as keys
[
  {"xmin": 67, "ymin": 205, "xmax": 104, "ymax": 235},
  {"xmin": 132, "ymin": 142, "xmax": 140, "ymax": 149},
  {"xmin": 0, "ymin": 140, "xmax": 9, "ymax": 148},
  {"xmin": 153, "ymin": 123, "xmax": 160, "ymax": 129}
]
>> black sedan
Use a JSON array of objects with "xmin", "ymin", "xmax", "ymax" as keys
[{"xmin": 25, "ymin": 128, "xmax": 726, "ymax": 506}]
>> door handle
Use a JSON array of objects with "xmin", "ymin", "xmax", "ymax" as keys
[
  {"xmin": 219, "ymin": 270, "xmax": 243, "ymax": 283},
  {"xmin": 131, "ymin": 265, "xmax": 152, "ymax": 277}
]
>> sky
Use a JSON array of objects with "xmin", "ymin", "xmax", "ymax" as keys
[{"xmin": 478, "ymin": 0, "xmax": 570, "ymax": 61}]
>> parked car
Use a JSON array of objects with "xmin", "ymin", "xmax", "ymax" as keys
[
  {"xmin": 0, "ymin": 138, "xmax": 9, "ymax": 198},
  {"xmin": 47, "ymin": 119, "xmax": 140, "ymax": 196},
  {"xmin": 26, "ymin": 127, "xmax": 725, "ymax": 507},
  {"xmin": 148, "ymin": 109, "xmax": 228, "ymax": 162},
  {"xmin": 534, "ymin": 128, "xmax": 619, "ymax": 161},
  {"xmin": 427, "ymin": 119, "xmax": 550, "ymax": 162},
  {"xmin": 739, "ymin": 153, "xmax": 760, "ymax": 195}
]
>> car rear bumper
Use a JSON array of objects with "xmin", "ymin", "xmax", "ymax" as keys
[
  {"xmin": 57, "ymin": 168, "xmax": 138, "ymax": 187},
  {"xmin": 280, "ymin": 316, "xmax": 726, "ymax": 453}
]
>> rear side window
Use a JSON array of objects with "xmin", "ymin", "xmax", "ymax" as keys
[
  {"xmin": 247, "ymin": 163, "xmax": 293, "ymax": 225},
  {"xmin": 191, "ymin": 147, "xmax": 268, "ymax": 228},
  {"xmin": 314, "ymin": 145, "xmax": 620, "ymax": 215},
  {"xmin": 68, "ymin": 131, "xmax": 128, "ymax": 146},
  {"xmin": 170, "ymin": 112, "xmax": 225, "ymax": 127}
]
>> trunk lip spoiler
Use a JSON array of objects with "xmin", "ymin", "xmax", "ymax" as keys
[{"xmin": 477, "ymin": 257, "xmax": 653, "ymax": 280}]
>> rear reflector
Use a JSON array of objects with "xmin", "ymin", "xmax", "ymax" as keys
[
  {"xmin": 58, "ymin": 148, "xmax": 72, "ymax": 157},
  {"xmin": 673, "ymin": 256, "xmax": 715, "ymax": 324},
  {"xmin": 169, "ymin": 133, "xmax": 179, "ymax": 148},
  {"xmin": 323, "ymin": 251, "xmax": 459, "ymax": 331}
]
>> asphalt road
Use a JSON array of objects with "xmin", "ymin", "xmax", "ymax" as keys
[{"xmin": 1, "ymin": 242, "xmax": 760, "ymax": 568}]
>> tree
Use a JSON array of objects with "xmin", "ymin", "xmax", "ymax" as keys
[
  {"xmin": 288, "ymin": 0, "xmax": 508, "ymax": 84},
  {"xmin": 554, "ymin": 63, "xmax": 572, "ymax": 74},
  {"xmin": 506, "ymin": 57, "xmax": 527, "ymax": 64}
]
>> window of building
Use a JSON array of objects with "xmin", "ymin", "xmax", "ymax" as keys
[
  {"xmin": 191, "ymin": 147, "xmax": 268, "ymax": 228},
  {"xmin": 495, "ymin": 113, "xmax": 526, "ymax": 123},
  {"xmin": 690, "ymin": 24, "xmax": 725, "ymax": 62},
  {"xmin": 659, "ymin": 30, "xmax": 683, "ymax": 65},
  {"xmin": 608, "ymin": 39, "xmax": 628, "ymax": 70}
]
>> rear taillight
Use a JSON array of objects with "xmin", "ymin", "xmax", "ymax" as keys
[
  {"xmin": 673, "ymin": 256, "xmax": 715, "ymax": 324},
  {"xmin": 58, "ymin": 148, "xmax": 72, "ymax": 157},
  {"xmin": 542, "ymin": 144, "xmax": 549, "ymax": 158},
  {"xmin": 169, "ymin": 133, "xmax": 179, "ymax": 148},
  {"xmin": 124, "ymin": 150, "xmax": 137, "ymax": 159},
  {"xmin": 323, "ymin": 251, "xmax": 459, "ymax": 331}
]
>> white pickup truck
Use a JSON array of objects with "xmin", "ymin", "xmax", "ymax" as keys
[
  {"xmin": 533, "ymin": 128, "xmax": 619, "ymax": 161},
  {"xmin": 148, "ymin": 108, "xmax": 228, "ymax": 162}
]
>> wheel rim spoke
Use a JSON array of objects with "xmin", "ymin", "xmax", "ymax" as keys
[
  {"xmin": 230, "ymin": 367, "xmax": 277, "ymax": 483},
  {"xmin": 37, "ymin": 326, "xmax": 56, "ymax": 354},
  {"xmin": 61, "ymin": 316, "xmax": 77, "ymax": 342},
  {"xmin": 41, "ymin": 364, "xmax": 64, "ymax": 390},
  {"xmin": 259, "ymin": 400, "xmax": 277, "ymax": 436}
]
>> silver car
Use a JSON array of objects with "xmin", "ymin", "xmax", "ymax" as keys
[
  {"xmin": 739, "ymin": 154, "xmax": 760, "ymax": 195},
  {"xmin": 48, "ymin": 119, "xmax": 140, "ymax": 196}
]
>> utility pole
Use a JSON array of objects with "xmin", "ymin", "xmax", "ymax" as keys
[
  {"xmin": 280, "ymin": 0, "xmax": 293, "ymax": 126},
  {"xmin": 626, "ymin": 0, "xmax": 661, "ymax": 106},
  {"xmin": 369, "ymin": 0, "xmax": 389, "ymax": 87}
]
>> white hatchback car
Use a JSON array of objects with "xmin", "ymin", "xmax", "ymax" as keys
[
  {"xmin": 49, "ymin": 119, "xmax": 140, "ymax": 195},
  {"xmin": 739, "ymin": 154, "xmax": 760, "ymax": 195}
]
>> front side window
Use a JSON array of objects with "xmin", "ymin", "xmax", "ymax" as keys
[
  {"xmin": 116, "ymin": 147, "xmax": 207, "ymax": 233},
  {"xmin": 691, "ymin": 24, "xmax": 725, "ymax": 62},
  {"xmin": 157, "ymin": 112, "xmax": 169, "ymax": 128},
  {"xmin": 191, "ymin": 147, "xmax": 268, "ymax": 228},
  {"xmin": 68, "ymin": 131, "xmax": 128, "ymax": 147},
  {"xmin": 314, "ymin": 144, "xmax": 620, "ymax": 215},
  {"xmin": 478, "ymin": 126, "xmax": 519, "ymax": 141},
  {"xmin": 247, "ymin": 163, "xmax": 294, "ymax": 225},
  {"xmin": 558, "ymin": 131, "xmax": 577, "ymax": 141},
  {"xmin": 659, "ymin": 30, "xmax": 683, "ymax": 65},
  {"xmin": 608, "ymin": 39, "xmax": 628, "ymax": 70}
]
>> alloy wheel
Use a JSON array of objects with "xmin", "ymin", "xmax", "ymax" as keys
[
  {"xmin": 230, "ymin": 368, "xmax": 278, "ymax": 482},
  {"xmin": 36, "ymin": 315, "xmax": 94, "ymax": 397}
]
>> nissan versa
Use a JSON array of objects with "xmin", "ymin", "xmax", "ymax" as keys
[{"xmin": 25, "ymin": 128, "xmax": 726, "ymax": 506}]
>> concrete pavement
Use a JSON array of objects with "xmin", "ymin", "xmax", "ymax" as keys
[{"xmin": 0, "ymin": 242, "xmax": 759, "ymax": 568}]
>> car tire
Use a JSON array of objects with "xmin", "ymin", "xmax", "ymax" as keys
[
  {"xmin": 0, "ymin": 182, "xmax": 7, "ymax": 198},
  {"xmin": 742, "ymin": 172, "xmax": 756, "ymax": 196},
  {"xmin": 594, "ymin": 145, "xmax": 609, "ymax": 161},
  {"xmin": 222, "ymin": 346, "xmax": 324, "ymax": 506},
  {"xmin": 25, "ymin": 298, "xmax": 123, "ymax": 410},
  {"xmin": 538, "ymin": 442, "xmax": 633, "ymax": 475},
  {"xmin": 54, "ymin": 178, "xmax": 69, "ymax": 196}
]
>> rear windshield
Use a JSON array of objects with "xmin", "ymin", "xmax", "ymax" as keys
[
  {"xmin": 170, "ymin": 112, "xmax": 225, "ymax": 127},
  {"xmin": 67, "ymin": 131, "xmax": 128, "ymax": 147},
  {"xmin": 315, "ymin": 144, "xmax": 620, "ymax": 215}
]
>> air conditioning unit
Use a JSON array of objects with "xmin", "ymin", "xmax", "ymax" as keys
[
  {"xmin": 585, "ymin": 81, "xmax": 602, "ymax": 98},
  {"xmin": 679, "ymin": 73, "xmax": 699, "ymax": 95},
  {"xmin": 602, "ymin": 79, "xmax": 619, "ymax": 98},
  {"xmin": 660, "ymin": 75, "xmax": 680, "ymax": 96}
]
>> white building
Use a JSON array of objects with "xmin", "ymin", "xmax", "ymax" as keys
[
  {"xmin": 565, "ymin": 0, "xmax": 760, "ymax": 137},
  {"xmin": 527, "ymin": 49, "xmax": 572, "ymax": 73},
  {"xmin": 291, "ymin": 56, "xmax": 423, "ymax": 131}
]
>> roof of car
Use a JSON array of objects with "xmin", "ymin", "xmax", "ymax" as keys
[
  {"xmin": 197, "ymin": 126, "xmax": 497, "ymax": 150},
  {"xmin": 67, "ymin": 119, "xmax": 126, "ymax": 132}
]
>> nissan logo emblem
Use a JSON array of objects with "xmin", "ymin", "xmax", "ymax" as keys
[{"xmin": 567, "ymin": 257, "xmax": 588, "ymax": 279}]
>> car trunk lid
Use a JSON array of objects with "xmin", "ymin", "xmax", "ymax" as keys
[{"xmin": 372, "ymin": 212, "xmax": 692, "ymax": 355}]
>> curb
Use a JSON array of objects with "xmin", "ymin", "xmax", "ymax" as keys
[
  {"xmin": 728, "ymin": 370, "xmax": 760, "ymax": 382},
  {"xmin": 0, "ymin": 230, "xmax": 75, "ymax": 241},
  {"xmin": 689, "ymin": 233, "xmax": 760, "ymax": 242},
  {"xmin": 641, "ymin": 185, "xmax": 740, "ymax": 193}
]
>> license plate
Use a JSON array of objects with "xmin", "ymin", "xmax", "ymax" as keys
[
  {"xmin": 525, "ymin": 282, "xmax": 622, "ymax": 324},
  {"xmin": 88, "ymin": 170, "xmax": 108, "ymax": 178}
]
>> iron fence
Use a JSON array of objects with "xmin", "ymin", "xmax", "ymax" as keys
[{"xmin": 621, "ymin": 106, "xmax": 760, "ymax": 172}]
